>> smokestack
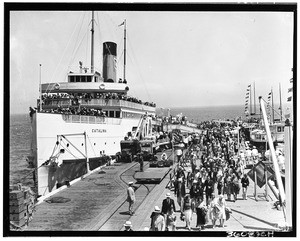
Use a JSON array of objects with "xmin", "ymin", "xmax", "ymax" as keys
[{"xmin": 102, "ymin": 42, "xmax": 117, "ymax": 83}]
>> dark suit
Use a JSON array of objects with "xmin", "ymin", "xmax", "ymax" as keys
[{"xmin": 161, "ymin": 198, "xmax": 176, "ymax": 214}]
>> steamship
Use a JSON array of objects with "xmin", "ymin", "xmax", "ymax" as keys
[{"xmin": 28, "ymin": 12, "xmax": 156, "ymax": 198}]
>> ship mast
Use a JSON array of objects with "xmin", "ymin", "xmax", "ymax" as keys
[
  {"xmin": 91, "ymin": 11, "xmax": 95, "ymax": 74},
  {"xmin": 123, "ymin": 19, "xmax": 127, "ymax": 82},
  {"xmin": 39, "ymin": 64, "xmax": 42, "ymax": 112}
]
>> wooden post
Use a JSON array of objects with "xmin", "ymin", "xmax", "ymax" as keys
[
  {"xmin": 84, "ymin": 131, "xmax": 90, "ymax": 173},
  {"xmin": 265, "ymin": 166, "xmax": 269, "ymax": 201},
  {"xmin": 254, "ymin": 168, "xmax": 257, "ymax": 201}
]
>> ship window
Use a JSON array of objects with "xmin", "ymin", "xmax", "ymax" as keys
[
  {"xmin": 70, "ymin": 76, "xmax": 75, "ymax": 82},
  {"xmin": 76, "ymin": 76, "xmax": 80, "ymax": 82},
  {"xmin": 109, "ymin": 111, "xmax": 114, "ymax": 118},
  {"xmin": 116, "ymin": 111, "xmax": 120, "ymax": 118},
  {"xmin": 277, "ymin": 127, "xmax": 282, "ymax": 132},
  {"xmin": 87, "ymin": 76, "xmax": 92, "ymax": 82}
]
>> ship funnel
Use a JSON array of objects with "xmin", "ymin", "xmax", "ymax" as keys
[{"xmin": 102, "ymin": 42, "xmax": 117, "ymax": 83}]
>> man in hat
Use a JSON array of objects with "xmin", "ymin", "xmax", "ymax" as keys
[
  {"xmin": 176, "ymin": 146, "xmax": 183, "ymax": 163},
  {"xmin": 245, "ymin": 147, "xmax": 252, "ymax": 165},
  {"xmin": 123, "ymin": 221, "xmax": 133, "ymax": 231},
  {"xmin": 126, "ymin": 181, "xmax": 135, "ymax": 215},
  {"xmin": 251, "ymin": 146, "xmax": 259, "ymax": 163},
  {"xmin": 161, "ymin": 193, "xmax": 176, "ymax": 229}
]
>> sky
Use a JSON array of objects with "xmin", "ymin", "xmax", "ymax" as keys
[{"xmin": 9, "ymin": 9, "xmax": 294, "ymax": 114}]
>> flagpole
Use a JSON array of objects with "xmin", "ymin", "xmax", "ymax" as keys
[
  {"xmin": 253, "ymin": 81, "xmax": 256, "ymax": 115},
  {"xmin": 279, "ymin": 83, "xmax": 283, "ymax": 121},
  {"xmin": 271, "ymin": 88, "xmax": 275, "ymax": 124},
  {"xmin": 250, "ymin": 84, "xmax": 252, "ymax": 115}
]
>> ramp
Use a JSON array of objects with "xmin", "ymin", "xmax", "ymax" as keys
[{"xmin": 134, "ymin": 167, "xmax": 170, "ymax": 183}]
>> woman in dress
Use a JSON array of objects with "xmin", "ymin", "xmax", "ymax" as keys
[
  {"xmin": 181, "ymin": 194, "xmax": 193, "ymax": 231},
  {"xmin": 195, "ymin": 198, "xmax": 207, "ymax": 231},
  {"xmin": 211, "ymin": 194, "xmax": 226, "ymax": 228}
]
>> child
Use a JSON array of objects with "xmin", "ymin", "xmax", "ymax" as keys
[{"xmin": 166, "ymin": 206, "xmax": 177, "ymax": 231}]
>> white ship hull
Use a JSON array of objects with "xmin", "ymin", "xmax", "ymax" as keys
[{"xmin": 31, "ymin": 112, "xmax": 142, "ymax": 196}]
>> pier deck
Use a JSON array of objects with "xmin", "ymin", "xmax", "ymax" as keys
[
  {"xmin": 25, "ymin": 161, "xmax": 138, "ymax": 231},
  {"xmin": 25, "ymin": 148, "xmax": 285, "ymax": 232}
]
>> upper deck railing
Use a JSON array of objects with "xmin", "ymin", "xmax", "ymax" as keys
[
  {"xmin": 42, "ymin": 98, "xmax": 155, "ymax": 112},
  {"xmin": 62, "ymin": 114, "xmax": 122, "ymax": 125}
]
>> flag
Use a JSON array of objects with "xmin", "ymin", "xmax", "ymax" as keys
[
  {"xmin": 288, "ymin": 87, "xmax": 293, "ymax": 93},
  {"xmin": 118, "ymin": 21, "xmax": 125, "ymax": 27},
  {"xmin": 248, "ymin": 84, "xmax": 251, "ymax": 88},
  {"xmin": 287, "ymin": 96, "xmax": 292, "ymax": 102},
  {"xmin": 246, "ymin": 92, "xmax": 249, "ymax": 95}
]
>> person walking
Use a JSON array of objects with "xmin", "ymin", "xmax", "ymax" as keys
[
  {"xmin": 241, "ymin": 173, "xmax": 250, "ymax": 200},
  {"xmin": 211, "ymin": 194, "xmax": 226, "ymax": 228},
  {"xmin": 204, "ymin": 175, "xmax": 214, "ymax": 205},
  {"xmin": 150, "ymin": 206, "xmax": 165, "ymax": 231},
  {"xmin": 251, "ymin": 146, "xmax": 259, "ymax": 163},
  {"xmin": 231, "ymin": 173, "xmax": 240, "ymax": 201},
  {"xmin": 176, "ymin": 146, "xmax": 183, "ymax": 163},
  {"xmin": 174, "ymin": 177, "xmax": 186, "ymax": 208},
  {"xmin": 126, "ymin": 181, "xmax": 135, "ymax": 215},
  {"xmin": 189, "ymin": 180, "xmax": 198, "ymax": 212},
  {"xmin": 181, "ymin": 194, "xmax": 193, "ymax": 231},
  {"xmin": 166, "ymin": 206, "xmax": 177, "ymax": 231},
  {"xmin": 161, "ymin": 193, "xmax": 176, "ymax": 229},
  {"xmin": 195, "ymin": 198, "xmax": 207, "ymax": 231}
]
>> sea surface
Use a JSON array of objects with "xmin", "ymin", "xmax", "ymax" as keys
[{"xmin": 8, "ymin": 105, "xmax": 244, "ymax": 187}]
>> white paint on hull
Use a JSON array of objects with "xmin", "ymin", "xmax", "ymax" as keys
[{"xmin": 32, "ymin": 112, "xmax": 141, "ymax": 196}]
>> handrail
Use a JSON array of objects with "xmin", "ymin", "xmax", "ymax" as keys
[
  {"xmin": 62, "ymin": 114, "xmax": 122, "ymax": 125},
  {"xmin": 42, "ymin": 98, "xmax": 155, "ymax": 112}
]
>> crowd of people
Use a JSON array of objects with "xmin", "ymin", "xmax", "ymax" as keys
[
  {"xmin": 41, "ymin": 92, "xmax": 156, "ymax": 107},
  {"xmin": 124, "ymin": 121, "xmax": 257, "ymax": 231},
  {"xmin": 39, "ymin": 106, "xmax": 108, "ymax": 117}
]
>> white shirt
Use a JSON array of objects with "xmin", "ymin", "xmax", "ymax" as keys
[
  {"xmin": 251, "ymin": 148, "xmax": 258, "ymax": 157},
  {"xmin": 176, "ymin": 149, "xmax": 183, "ymax": 156}
]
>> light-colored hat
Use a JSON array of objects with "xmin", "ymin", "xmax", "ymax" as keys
[
  {"xmin": 128, "ymin": 181, "xmax": 133, "ymax": 185},
  {"xmin": 154, "ymin": 206, "xmax": 161, "ymax": 212},
  {"xmin": 124, "ymin": 221, "xmax": 132, "ymax": 227},
  {"xmin": 193, "ymin": 180, "xmax": 198, "ymax": 184},
  {"xmin": 144, "ymin": 227, "xmax": 150, "ymax": 231},
  {"xmin": 178, "ymin": 178, "xmax": 183, "ymax": 182},
  {"xmin": 166, "ymin": 193, "xmax": 171, "ymax": 197}
]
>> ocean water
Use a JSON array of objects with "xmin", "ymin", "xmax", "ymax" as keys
[
  {"xmin": 164, "ymin": 105, "xmax": 244, "ymax": 123},
  {"xmin": 9, "ymin": 105, "xmax": 244, "ymax": 187},
  {"xmin": 9, "ymin": 113, "xmax": 33, "ymax": 187}
]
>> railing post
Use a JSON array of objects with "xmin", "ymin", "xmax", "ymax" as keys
[
  {"xmin": 254, "ymin": 168, "xmax": 257, "ymax": 201},
  {"xmin": 265, "ymin": 166, "xmax": 269, "ymax": 201}
]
